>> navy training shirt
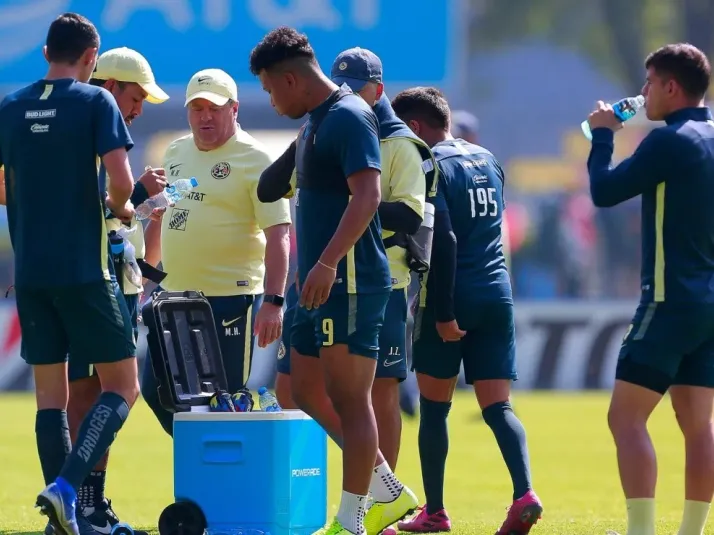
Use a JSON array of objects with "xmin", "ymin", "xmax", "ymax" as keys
[
  {"xmin": 0, "ymin": 78, "xmax": 133, "ymax": 287},
  {"xmin": 429, "ymin": 139, "xmax": 512, "ymax": 305},
  {"xmin": 588, "ymin": 107, "xmax": 714, "ymax": 304},
  {"xmin": 294, "ymin": 88, "xmax": 391, "ymax": 294}
]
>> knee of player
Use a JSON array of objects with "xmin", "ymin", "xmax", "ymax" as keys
[
  {"xmin": 607, "ymin": 404, "xmax": 644, "ymax": 437},
  {"xmin": 327, "ymin": 385, "xmax": 371, "ymax": 415},
  {"xmin": 102, "ymin": 377, "xmax": 140, "ymax": 408},
  {"xmin": 120, "ymin": 380, "xmax": 140, "ymax": 408},
  {"xmin": 673, "ymin": 406, "xmax": 713, "ymax": 437}
]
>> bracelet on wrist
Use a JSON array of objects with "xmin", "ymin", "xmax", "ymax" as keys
[{"xmin": 318, "ymin": 260, "xmax": 337, "ymax": 271}]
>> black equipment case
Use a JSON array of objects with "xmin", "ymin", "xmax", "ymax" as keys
[{"xmin": 141, "ymin": 290, "xmax": 227, "ymax": 413}]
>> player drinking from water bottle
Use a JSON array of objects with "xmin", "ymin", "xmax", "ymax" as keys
[{"xmin": 587, "ymin": 43, "xmax": 714, "ymax": 535}]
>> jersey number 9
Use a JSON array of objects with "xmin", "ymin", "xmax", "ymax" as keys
[
  {"xmin": 469, "ymin": 187, "xmax": 498, "ymax": 217},
  {"xmin": 322, "ymin": 318, "xmax": 334, "ymax": 347}
]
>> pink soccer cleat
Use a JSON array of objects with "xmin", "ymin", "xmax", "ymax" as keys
[
  {"xmin": 495, "ymin": 490, "xmax": 543, "ymax": 535},
  {"xmin": 397, "ymin": 506, "xmax": 451, "ymax": 533}
]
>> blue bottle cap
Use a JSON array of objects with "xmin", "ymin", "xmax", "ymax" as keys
[
  {"xmin": 258, "ymin": 386, "xmax": 268, "ymax": 395},
  {"xmin": 189, "ymin": 177, "xmax": 198, "ymax": 187}
]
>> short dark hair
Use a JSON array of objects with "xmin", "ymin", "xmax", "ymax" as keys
[
  {"xmin": 88, "ymin": 78, "xmax": 127, "ymax": 90},
  {"xmin": 645, "ymin": 43, "xmax": 711, "ymax": 100},
  {"xmin": 46, "ymin": 12, "xmax": 99, "ymax": 64},
  {"xmin": 249, "ymin": 26, "xmax": 316, "ymax": 75},
  {"xmin": 391, "ymin": 87, "xmax": 451, "ymax": 130}
]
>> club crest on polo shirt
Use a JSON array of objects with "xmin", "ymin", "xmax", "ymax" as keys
[{"xmin": 211, "ymin": 162, "xmax": 230, "ymax": 179}]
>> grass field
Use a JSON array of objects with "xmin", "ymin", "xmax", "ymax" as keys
[{"xmin": 0, "ymin": 391, "xmax": 696, "ymax": 535}]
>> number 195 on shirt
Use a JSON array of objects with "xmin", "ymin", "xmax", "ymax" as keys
[{"xmin": 469, "ymin": 187, "xmax": 498, "ymax": 217}]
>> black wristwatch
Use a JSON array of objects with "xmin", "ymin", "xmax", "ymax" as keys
[{"xmin": 264, "ymin": 294, "xmax": 285, "ymax": 307}]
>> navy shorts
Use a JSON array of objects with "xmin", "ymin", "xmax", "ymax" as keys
[
  {"xmin": 278, "ymin": 287, "xmax": 406, "ymax": 379},
  {"xmin": 291, "ymin": 291, "xmax": 390, "ymax": 359},
  {"xmin": 617, "ymin": 301, "xmax": 714, "ymax": 392},
  {"xmin": 18, "ymin": 280, "xmax": 135, "ymax": 371},
  {"xmin": 412, "ymin": 301, "xmax": 517, "ymax": 384},
  {"xmin": 375, "ymin": 288, "xmax": 408, "ymax": 381},
  {"xmin": 203, "ymin": 294, "xmax": 262, "ymax": 390},
  {"xmin": 67, "ymin": 291, "xmax": 139, "ymax": 382}
]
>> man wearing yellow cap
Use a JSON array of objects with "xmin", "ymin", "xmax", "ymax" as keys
[
  {"xmin": 141, "ymin": 69, "xmax": 291, "ymax": 436},
  {"xmin": 59, "ymin": 46, "xmax": 168, "ymax": 535}
]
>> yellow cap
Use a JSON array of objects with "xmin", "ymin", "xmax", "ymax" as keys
[
  {"xmin": 93, "ymin": 47, "xmax": 169, "ymax": 104},
  {"xmin": 185, "ymin": 69, "xmax": 238, "ymax": 107}
]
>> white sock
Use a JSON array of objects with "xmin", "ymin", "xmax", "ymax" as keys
[
  {"xmin": 678, "ymin": 500, "xmax": 711, "ymax": 535},
  {"xmin": 626, "ymin": 498, "xmax": 656, "ymax": 535},
  {"xmin": 369, "ymin": 461, "xmax": 404, "ymax": 503},
  {"xmin": 336, "ymin": 491, "xmax": 368, "ymax": 534}
]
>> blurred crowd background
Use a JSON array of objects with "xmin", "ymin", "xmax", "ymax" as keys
[{"xmin": 1, "ymin": 0, "xmax": 713, "ymax": 390}]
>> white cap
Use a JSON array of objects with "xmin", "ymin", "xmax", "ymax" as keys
[
  {"xmin": 93, "ymin": 47, "xmax": 168, "ymax": 104},
  {"xmin": 185, "ymin": 69, "xmax": 238, "ymax": 107}
]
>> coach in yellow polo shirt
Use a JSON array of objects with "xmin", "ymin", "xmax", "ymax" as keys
[{"xmin": 141, "ymin": 69, "xmax": 291, "ymax": 436}]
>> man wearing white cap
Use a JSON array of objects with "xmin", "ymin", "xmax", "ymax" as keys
[{"xmin": 141, "ymin": 69, "xmax": 291, "ymax": 436}]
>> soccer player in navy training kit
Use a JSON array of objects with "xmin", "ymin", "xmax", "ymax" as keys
[
  {"xmin": 391, "ymin": 87, "xmax": 543, "ymax": 535},
  {"xmin": 260, "ymin": 47, "xmax": 435, "ymax": 479},
  {"xmin": 587, "ymin": 43, "xmax": 714, "ymax": 535},
  {"xmin": 0, "ymin": 13, "xmax": 140, "ymax": 535},
  {"xmin": 250, "ymin": 28, "xmax": 416, "ymax": 535}
]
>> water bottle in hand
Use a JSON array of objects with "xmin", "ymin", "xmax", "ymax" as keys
[
  {"xmin": 258, "ymin": 387, "xmax": 282, "ymax": 412},
  {"xmin": 135, "ymin": 177, "xmax": 199, "ymax": 220},
  {"xmin": 581, "ymin": 95, "xmax": 645, "ymax": 140}
]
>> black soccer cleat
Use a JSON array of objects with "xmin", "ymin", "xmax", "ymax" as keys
[{"xmin": 82, "ymin": 499, "xmax": 148, "ymax": 535}]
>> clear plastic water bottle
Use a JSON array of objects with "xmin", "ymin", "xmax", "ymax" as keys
[
  {"xmin": 581, "ymin": 95, "xmax": 645, "ymax": 140},
  {"xmin": 135, "ymin": 177, "xmax": 199, "ymax": 220},
  {"xmin": 258, "ymin": 387, "xmax": 282, "ymax": 412}
]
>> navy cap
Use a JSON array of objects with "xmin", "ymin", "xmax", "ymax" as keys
[
  {"xmin": 451, "ymin": 110, "xmax": 479, "ymax": 137},
  {"xmin": 331, "ymin": 47, "xmax": 383, "ymax": 92}
]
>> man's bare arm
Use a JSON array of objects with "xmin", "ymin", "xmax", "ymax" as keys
[
  {"xmin": 143, "ymin": 217, "xmax": 162, "ymax": 268},
  {"xmin": 263, "ymin": 223, "xmax": 290, "ymax": 296},
  {"xmin": 103, "ymin": 148, "xmax": 134, "ymax": 206}
]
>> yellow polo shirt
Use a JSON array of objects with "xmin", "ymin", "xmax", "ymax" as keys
[{"xmin": 161, "ymin": 128, "xmax": 292, "ymax": 296}]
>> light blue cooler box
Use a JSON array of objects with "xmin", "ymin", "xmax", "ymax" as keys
[{"xmin": 173, "ymin": 410, "xmax": 327, "ymax": 535}]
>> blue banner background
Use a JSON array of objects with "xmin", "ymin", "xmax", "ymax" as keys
[{"xmin": 0, "ymin": 0, "xmax": 464, "ymax": 100}]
